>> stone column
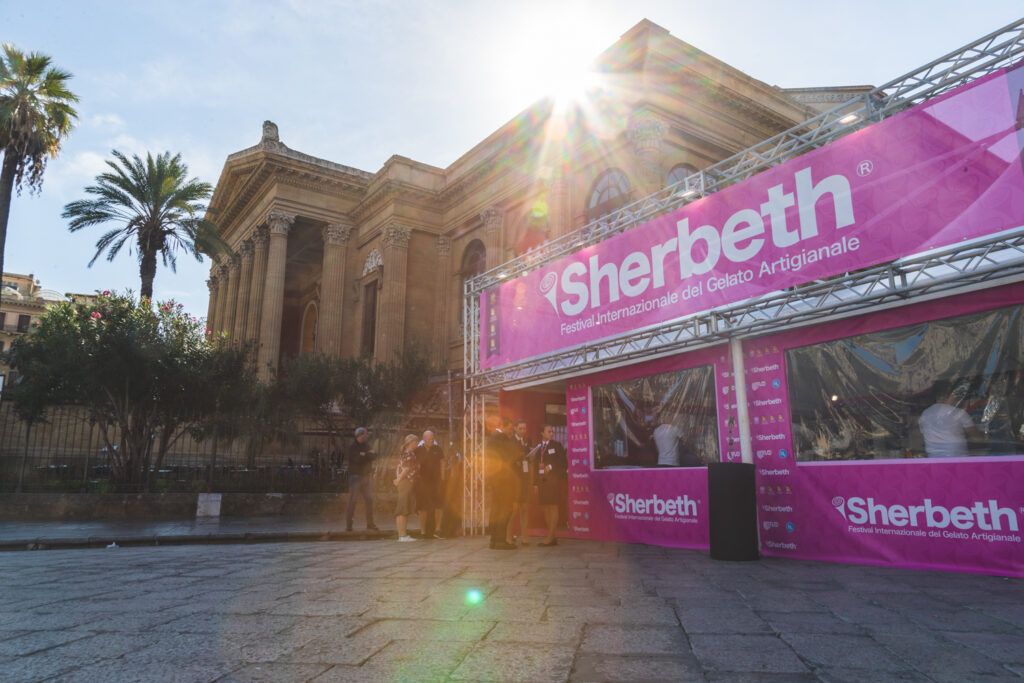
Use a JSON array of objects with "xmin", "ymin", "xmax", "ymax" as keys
[
  {"xmin": 481, "ymin": 207, "xmax": 503, "ymax": 269},
  {"xmin": 245, "ymin": 227, "xmax": 269, "ymax": 347},
  {"xmin": 317, "ymin": 221, "xmax": 353, "ymax": 356},
  {"xmin": 213, "ymin": 261, "xmax": 230, "ymax": 334},
  {"xmin": 205, "ymin": 274, "xmax": 219, "ymax": 333},
  {"xmin": 432, "ymin": 236, "xmax": 451, "ymax": 368},
  {"xmin": 548, "ymin": 172, "xmax": 572, "ymax": 238},
  {"xmin": 627, "ymin": 109, "xmax": 667, "ymax": 195},
  {"xmin": 257, "ymin": 211, "xmax": 294, "ymax": 379},
  {"xmin": 376, "ymin": 222, "xmax": 411, "ymax": 362},
  {"xmin": 232, "ymin": 239, "xmax": 255, "ymax": 344},
  {"xmin": 221, "ymin": 255, "xmax": 241, "ymax": 340}
]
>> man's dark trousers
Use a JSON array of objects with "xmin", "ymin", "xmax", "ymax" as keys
[
  {"xmin": 346, "ymin": 474, "xmax": 375, "ymax": 529},
  {"xmin": 488, "ymin": 480, "xmax": 513, "ymax": 546}
]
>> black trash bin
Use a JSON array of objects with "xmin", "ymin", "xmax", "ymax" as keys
[{"xmin": 708, "ymin": 461, "xmax": 759, "ymax": 561}]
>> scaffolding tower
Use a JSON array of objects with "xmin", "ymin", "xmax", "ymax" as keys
[{"xmin": 462, "ymin": 18, "xmax": 1024, "ymax": 534}]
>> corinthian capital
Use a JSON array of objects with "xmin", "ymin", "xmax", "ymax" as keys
[
  {"xmin": 267, "ymin": 210, "xmax": 296, "ymax": 236},
  {"xmin": 239, "ymin": 239, "xmax": 255, "ymax": 259},
  {"xmin": 627, "ymin": 109, "xmax": 667, "ymax": 157},
  {"xmin": 480, "ymin": 206, "xmax": 503, "ymax": 233},
  {"xmin": 436, "ymin": 235, "xmax": 451, "ymax": 256},
  {"xmin": 323, "ymin": 222, "xmax": 353, "ymax": 246},
  {"xmin": 382, "ymin": 222, "xmax": 412, "ymax": 249},
  {"xmin": 251, "ymin": 225, "xmax": 269, "ymax": 248}
]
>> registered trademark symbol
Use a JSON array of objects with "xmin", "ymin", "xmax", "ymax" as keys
[{"xmin": 857, "ymin": 160, "xmax": 874, "ymax": 176}]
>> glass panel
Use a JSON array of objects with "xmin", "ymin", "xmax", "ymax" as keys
[
  {"xmin": 593, "ymin": 364, "xmax": 718, "ymax": 469},
  {"xmin": 787, "ymin": 305, "xmax": 1024, "ymax": 461}
]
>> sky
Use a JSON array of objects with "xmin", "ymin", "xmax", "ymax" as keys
[{"xmin": 3, "ymin": 0, "xmax": 1022, "ymax": 317}]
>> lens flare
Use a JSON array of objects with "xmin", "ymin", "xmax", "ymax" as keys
[{"xmin": 465, "ymin": 588, "xmax": 484, "ymax": 605}]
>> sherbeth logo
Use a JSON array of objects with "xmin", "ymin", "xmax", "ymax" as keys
[
  {"xmin": 832, "ymin": 495, "xmax": 1019, "ymax": 532},
  {"xmin": 606, "ymin": 492, "xmax": 698, "ymax": 517},
  {"xmin": 539, "ymin": 271, "xmax": 559, "ymax": 315}
]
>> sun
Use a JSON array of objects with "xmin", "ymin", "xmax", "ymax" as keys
[{"xmin": 490, "ymin": 7, "xmax": 613, "ymax": 110}]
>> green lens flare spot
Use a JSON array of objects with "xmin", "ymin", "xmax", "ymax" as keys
[{"xmin": 465, "ymin": 589, "xmax": 484, "ymax": 605}]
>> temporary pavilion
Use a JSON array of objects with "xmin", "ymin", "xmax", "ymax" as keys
[{"xmin": 463, "ymin": 19, "xmax": 1024, "ymax": 577}]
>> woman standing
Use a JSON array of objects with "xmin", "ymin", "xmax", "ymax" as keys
[{"xmin": 394, "ymin": 434, "xmax": 420, "ymax": 542}]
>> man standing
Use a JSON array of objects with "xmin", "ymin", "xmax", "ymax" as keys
[
  {"xmin": 507, "ymin": 419, "xmax": 532, "ymax": 546},
  {"xmin": 487, "ymin": 416, "xmax": 517, "ymax": 550},
  {"xmin": 535, "ymin": 425, "xmax": 567, "ymax": 546},
  {"xmin": 344, "ymin": 426, "xmax": 379, "ymax": 532},
  {"xmin": 415, "ymin": 430, "xmax": 445, "ymax": 539}
]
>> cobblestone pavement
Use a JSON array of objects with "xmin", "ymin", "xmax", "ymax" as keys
[{"xmin": 0, "ymin": 538, "xmax": 1021, "ymax": 682}]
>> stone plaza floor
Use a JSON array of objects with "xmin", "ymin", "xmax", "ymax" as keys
[{"xmin": 0, "ymin": 537, "xmax": 1021, "ymax": 682}]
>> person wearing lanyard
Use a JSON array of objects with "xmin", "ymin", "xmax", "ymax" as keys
[{"xmin": 535, "ymin": 424, "xmax": 567, "ymax": 547}]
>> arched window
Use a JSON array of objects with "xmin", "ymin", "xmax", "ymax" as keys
[
  {"xmin": 586, "ymin": 169, "xmax": 631, "ymax": 222},
  {"xmin": 458, "ymin": 239, "xmax": 487, "ymax": 328},
  {"xmin": 666, "ymin": 163, "xmax": 698, "ymax": 189}
]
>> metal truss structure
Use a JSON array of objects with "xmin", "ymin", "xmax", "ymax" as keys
[{"xmin": 461, "ymin": 18, "xmax": 1024, "ymax": 534}]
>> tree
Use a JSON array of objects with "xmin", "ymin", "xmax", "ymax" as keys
[
  {"xmin": 5, "ymin": 292, "xmax": 256, "ymax": 491},
  {"xmin": 62, "ymin": 150, "xmax": 226, "ymax": 300},
  {"xmin": 0, "ymin": 44, "xmax": 78, "ymax": 293}
]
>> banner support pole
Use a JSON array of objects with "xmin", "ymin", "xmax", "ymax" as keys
[{"xmin": 730, "ymin": 338, "xmax": 754, "ymax": 465}]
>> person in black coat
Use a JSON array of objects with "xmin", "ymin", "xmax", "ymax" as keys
[
  {"xmin": 344, "ymin": 426, "xmax": 379, "ymax": 532},
  {"xmin": 414, "ymin": 430, "xmax": 445, "ymax": 538},
  {"xmin": 486, "ymin": 416, "xmax": 518, "ymax": 550},
  {"xmin": 535, "ymin": 424, "xmax": 567, "ymax": 546}
]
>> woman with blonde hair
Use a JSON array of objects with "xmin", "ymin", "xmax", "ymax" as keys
[{"xmin": 395, "ymin": 434, "xmax": 420, "ymax": 542}]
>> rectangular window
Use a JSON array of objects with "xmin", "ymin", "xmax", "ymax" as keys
[
  {"xmin": 592, "ymin": 364, "xmax": 719, "ymax": 469},
  {"xmin": 787, "ymin": 305, "xmax": 1023, "ymax": 461},
  {"xmin": 361, "ymin": 282, "xmax": 377, "ymax": 356},
  {"xmin": 0, "ymin": 312, "xmax": 5, "ymax": 329},
  {"xmin": 16, "ymin": 315, "xmax": 30, "ymax": 333}
]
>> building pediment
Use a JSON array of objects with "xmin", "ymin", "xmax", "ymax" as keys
[{"xmin": 207, "ymin": 122, "xmax": 373, "ymax": 242}]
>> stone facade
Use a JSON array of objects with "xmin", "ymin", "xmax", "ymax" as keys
[{"xmin": 205, "ymin": 19, "xmax": 850, "ymax": 378}]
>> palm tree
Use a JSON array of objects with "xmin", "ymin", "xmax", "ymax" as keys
[
  {"xmin": 63, "ymin": 150, "xmax": 226, "ymax": 300},
  {"xmin": 0, "ymin": 44, "xmax": 78, "ymax": 294}
]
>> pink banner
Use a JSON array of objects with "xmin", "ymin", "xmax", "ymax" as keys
[
  {"xmin": 482, "ymin": 61, "xmax": 1024, "ymax": 369},
  {"xmin": 564, "ymin": 347, "xmax": 733, "ymax": 548},
  {"xmin": 750, "ymin": 285, "xmax": 1024, "ymax": 577}
]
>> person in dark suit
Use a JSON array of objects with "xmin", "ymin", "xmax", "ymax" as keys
[
  {"xmin": 506, "ymin": 419, "xmax": 532, "ymax": 546},
  {"xmin": 535, "ymin": 424, "xmax": 567, "ymax": 546},
  {"xmin": 486, "ymin": 416, "xmax": 518, "ymax": 550}
]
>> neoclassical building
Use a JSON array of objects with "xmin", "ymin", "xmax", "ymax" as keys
[{"xmin": 205, "ymin": 19, "xmax": 866, "ymax": 379}]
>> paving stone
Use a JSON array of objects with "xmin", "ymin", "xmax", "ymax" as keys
[
  {"xmin": 46, "ymin": 632, "xmax": 160, "ymax": 660},
  {"xmin": 545, "ymin": 605, "xmax": 678, "ymax": 625},
  {"xmin": 905, "ymin": 607, "xmax": 1020, "ymax": 633},
  {"xmin": 216, "ymin": 662, "xmax": 333, "ymax": 682},
  {"xmin": 941, "ymin": 631, "xmax": 1024, "ymax": 665},
  {"xmin": 451, "ymin": 641, "xmax": 574, "ymax": 682},
  {"xmin": 813, "ymin": 668, "xmax": 932, "ymax": 682},
  {"xmin": 580, "ymin": 624, "xmax": 688, "ymax": 655},
  {"xmin": 877, "ymin": 631, "xmax": 1009, "ymax": 676},
  {"xmin": 570, "ymin": 653, "xmax": 702, "ymax": 682},
  {"xmin": 487, "ymin": 621, "xmax": 582, "ymax": 644},
  {"xmin": 274, "ymin": 630, "xmax": 389, "ymax": 666},
  {"xmin": 0, "ymin": 652, "xmax": 89, "ymax": 683},
  {"xmin": 355, "ymin": 618, "xmax": 495, "ymax": 642},
  {"xmin": 689, "ymin": 634, "xmax": 809, "ymax": 674},
  {"xmin": 0, "ymin": 629, "xmax": 94, "ymax": 657},
  {"xmin": 781, "ymin": 634, "xmax": 907, "ymax": 672},
  {"xmin": 703, "ymin": 673, "xmax": 819, "ymax": 682},
  {"xmin": 676, "ymin": 606, "xmax": 771, "ymax": 634},
  {"xmin": 49, "ymin": 657, "xmax": 241, "ymax": 682},
  {"xmin": 758, "ymin": 610, "xmax": 865, "ymax": 635},
  {"xmin": 360, "ymin": 639, "xmax": 476, "ymax": 681}
]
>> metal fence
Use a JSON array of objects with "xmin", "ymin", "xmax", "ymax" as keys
[{"xmin": 0, "ymin": 401, "xmax": 444, "ymax": 494}]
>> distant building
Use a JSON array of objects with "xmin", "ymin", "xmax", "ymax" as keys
[{"xmin": 0, "ymin": 273, "xmax": 95, "ymax": 392}]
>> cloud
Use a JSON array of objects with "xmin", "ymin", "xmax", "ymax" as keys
[{"xmin": 88, "ymin": 113, "xmax": 125, "ymax": 129}]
